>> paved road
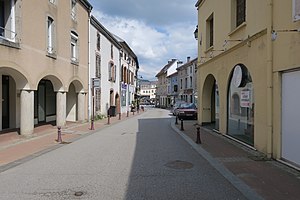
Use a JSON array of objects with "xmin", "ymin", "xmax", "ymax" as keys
[{"xmin": 0, "ymin": 109, "xmax": 248, "ymax": 200}]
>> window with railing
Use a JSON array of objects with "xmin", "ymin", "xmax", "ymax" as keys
[{"xmin": 0, "ymin": 0, "xmax": 17, "ymax": 42}]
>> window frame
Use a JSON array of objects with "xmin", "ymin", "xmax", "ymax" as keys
[
  {"xmin": 236, "ymin": 0, "xmax": 246, "ymax": 27},
  {"xmin": 47, "ymin": 16, "xmax": 55, "ymax": 54},
  {"xmin": 71, "ymin": 31, "xmax": 79, "ymax": 63},
  {"xmin": 206, "ymin": 13, "xmax": 214, "ymax": 49},
  {"xmin": 293, "ymin": 0, "xmax": 300, "ymax": 21}
]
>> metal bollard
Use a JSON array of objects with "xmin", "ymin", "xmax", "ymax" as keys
[
  {"xmin": 175, "ymin": 115, "xmax": 178, "ymax": 125},
  {"xmin": 127, "ymin": 111, "xmax": 129, "ymax": 117},
  {"xmin": 196, "ymin": 126, "xmax": 201, "ymax": 144},
  {"xmin": 119, "ymin": 113, "xmax": 121, "ymax": 120},
  {"xmin": 107, "ymin": 115, "xmax": 110, "ymax": 124},
  {"xmin": 57, "ymin": 126, "xmax": 62, "ymax": 143},
  {"xmin": 133, "ymin": 111, "xmax": 135, "ymax": 115},
  {"xmin": 180, "ymin": 119, "xmax": 184, "ymax": 131},
  {"xmin": 90, "ymin": 118, "xmax": 94, "ymax": 130}
]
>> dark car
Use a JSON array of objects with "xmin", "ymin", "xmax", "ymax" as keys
[{"xmin": 176, "ymin": 103, "xmax": 197, "ymax": 120}]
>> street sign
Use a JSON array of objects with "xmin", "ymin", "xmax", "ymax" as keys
[{"xmin": 92, "ymin": 78, "xmax": 100, "ymax": 88}]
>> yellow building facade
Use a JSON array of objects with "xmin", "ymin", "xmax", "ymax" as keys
[{"xmin": 196, "ymin": 0, "xmax": 300, "ymax": 168}]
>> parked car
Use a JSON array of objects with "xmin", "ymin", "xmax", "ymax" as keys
[
  {"xmin": 171, "ymin": 101, "xmax": 186, "ymax": 116},
  {"xmin": 176, "ymin": 103, "xmax": 197, "ymax": 120}
]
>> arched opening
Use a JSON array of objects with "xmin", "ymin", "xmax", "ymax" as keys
[
  {"xmin": 115, "ymin": 93, "xmax": 120, "ymax": 114},
  {"xmin": 1, "ymin": 75, "xmax": 17, "ymax": 130},
  {"xmin": 66, "ymin": 83, "xmax": 77, "ymax": 122},
  {"xmin": 0, "ymin": 67, "xmax": 29, "ymax": 133},
  {"xmin": 34, "ymin": 79, "xmax": 56, "ymax": 125},
  {"xmin": 201, "ymin": 74, "xmax": 219, "ymax": 130},
  {"xmin": 110, "ymin": 89, "xmax": 114, "ymax": 106},
  {"xmin": 227, "ymin": 64, "xmax": 254, "ymax": 146}
]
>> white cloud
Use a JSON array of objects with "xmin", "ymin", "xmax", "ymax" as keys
[{"xmin": 92, "ymin": 9, "xmax": 197, "ymax": 80}]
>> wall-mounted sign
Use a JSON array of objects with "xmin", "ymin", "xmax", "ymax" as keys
[{"xmin": 92, "ymin": 78, "xmax": 100, "ymax": 88}]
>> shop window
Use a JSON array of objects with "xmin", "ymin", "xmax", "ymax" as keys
[{"xmin": 227, "ymin": 64, "xmax": 254, "ymax": 145}]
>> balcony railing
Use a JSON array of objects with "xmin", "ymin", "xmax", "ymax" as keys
[{"xmin": 0, "ymin": 26, "xmax": 17, "ymax": 42}]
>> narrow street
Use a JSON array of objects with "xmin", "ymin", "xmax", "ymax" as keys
[{"xmin": 0, "ymin": 109, "xmax": 255, "ymax": 200}]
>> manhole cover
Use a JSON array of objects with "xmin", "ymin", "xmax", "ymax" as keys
[
  {"xmin": 74, "ymin": 191, "xmax": 84, "ymax": 196},
  {"xmin": 165, "ymin": 160, "xmax": 194, "ymax": 170}
]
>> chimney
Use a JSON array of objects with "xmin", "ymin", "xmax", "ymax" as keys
[{"xmin": 187, "ymin": 56, "xmax": 191, "ymax": 62}]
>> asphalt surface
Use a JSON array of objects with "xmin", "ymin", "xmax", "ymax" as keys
[{"xmin": 0, "ymin": 109, "xmax": 256, "ymax": 200}]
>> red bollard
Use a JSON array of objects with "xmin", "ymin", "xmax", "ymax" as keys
[
  {"xmin": 57, "ymin": 126, "xmax": 62, "ymax": 143},
  {"xmin": 196, "ymin": 127, "xmax": 201, "ymax": 144},
  {"xmin": 90, "ymin": 118, "xmax": 94, "ymax": 130},
  {"xmin": 108, "ymin": 115, "xmax": 110, "ymax": 124}
]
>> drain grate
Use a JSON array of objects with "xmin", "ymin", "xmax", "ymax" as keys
[{"xmin": 165, "ymin": 160, "xmax": 194, "ymax": 170}]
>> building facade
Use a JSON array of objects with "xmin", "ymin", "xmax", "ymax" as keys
[
  {"xmin": 177, "ymin": 57, "xmax": 197, "ymax": 104},
  {"xmin": 196, "ymin": 0, "xmax": 300, "ymax": 168},
  {"xmin": 166, "ymin": 72, "xmax": 178, "ymax": 106},
  {"xmin": 0, "ymin": 0, "xmax": 92, "ymax": 135},
  {"xmin": 118, "ymin": 39, "xmax": 139, "ymax": 114},
  {"xmin": 90, "ymin": 16, "xmax": 122, "ymax": 117},
  {"xmin": 155, "ymin": 59, "xmax": 178, "ymax": 108},
  {"xmin": 139, "ymin": 80, "xmax": 157, "ymax": 102}
]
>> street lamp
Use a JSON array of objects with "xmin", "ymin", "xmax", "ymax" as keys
[{"xmin": 194, "ymin": 25, "xmax": 198, "ymax": 40}]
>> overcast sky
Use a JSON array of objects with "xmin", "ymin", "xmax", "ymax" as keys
[{"xmin": 89, "ymin": 0, "xmax": 198, "ymax": 81}]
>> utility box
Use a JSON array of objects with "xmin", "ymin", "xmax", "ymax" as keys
[{"xmin": 108, "ymin": 106, "xmax": 116, "ymax": 116}]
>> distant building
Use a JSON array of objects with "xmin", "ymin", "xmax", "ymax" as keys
[
  {"xmin": 177, "ymin": 57, "xmax": 197, "ymax": 104},
  {"xmin": 140, "ymin": 80, "xmax": 157, "ymax": 102},
  {"xmin": 155, "ymin": 59, "xmax": 179, "ymax": 108}
]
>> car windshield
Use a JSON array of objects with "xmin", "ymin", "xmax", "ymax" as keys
[{"xmin": 179, "ymin": 103, "xmax": 196, "ymax": 109}]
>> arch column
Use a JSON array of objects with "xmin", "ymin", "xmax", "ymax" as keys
[
  {"xmin": 56, "ymin": 91, "xmax": 66, "ymax": 127},
  {"xmin": 20, "ymin": 90, "xmax": 34, "ymax": 135},
  {"xmin": 77, "ymin": 92, "xmax": 85, "ymax": 122}
]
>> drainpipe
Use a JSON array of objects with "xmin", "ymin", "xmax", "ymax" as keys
[
  {"xmin": 266, "ymin": 0, "xmax": 274, "ymax": 158},
  {"xmin": 88, "ymin": 13, "xmax": 91, "ymax": 121}
]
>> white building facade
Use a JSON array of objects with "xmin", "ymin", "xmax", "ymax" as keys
[{"xmin": 90, "ymin": 16, "xmax": 122, "ymax": 117}]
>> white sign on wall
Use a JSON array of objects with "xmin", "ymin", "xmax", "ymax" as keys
[{"xmin": 240, "ymin": 90, "xmax": 250, "ymax": 108}]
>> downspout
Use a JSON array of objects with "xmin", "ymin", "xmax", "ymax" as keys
[
  {"xmin": 266, "ymin": 0, "xmax": 274, "ymax": 158},
  {"xmin": 88, "ymin": 13, "xmax": 91, "ymax": 121}
]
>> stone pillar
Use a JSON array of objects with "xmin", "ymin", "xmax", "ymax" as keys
[
  {"xmin": 77, "ymin": 92, "xmax": 85, "ymax": 122},
  {"xmin": 20, "ymin": 90, "xmax": 34, "ymax": 135},
  {"xmin": 56, "ymin": 92, "xmax": 66, "ymax": 127}
]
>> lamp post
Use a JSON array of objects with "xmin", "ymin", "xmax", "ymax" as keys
[{"xmin": 194, "ymin": 25, "xmax": 198, "ymax": 40}]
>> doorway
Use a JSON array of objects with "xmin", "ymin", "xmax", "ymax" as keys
[{"xmin": 2, "ymin": 75, "xmax": 9, "ymax": 129}]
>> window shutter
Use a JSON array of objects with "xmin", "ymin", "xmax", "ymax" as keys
[
  {"xmin": 114, "ymin": 65, "xmax": 117, "ymax": 82},
  {"xmin": 108, "ymin": 63, "xmax": 112, "ymax": 81}
]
